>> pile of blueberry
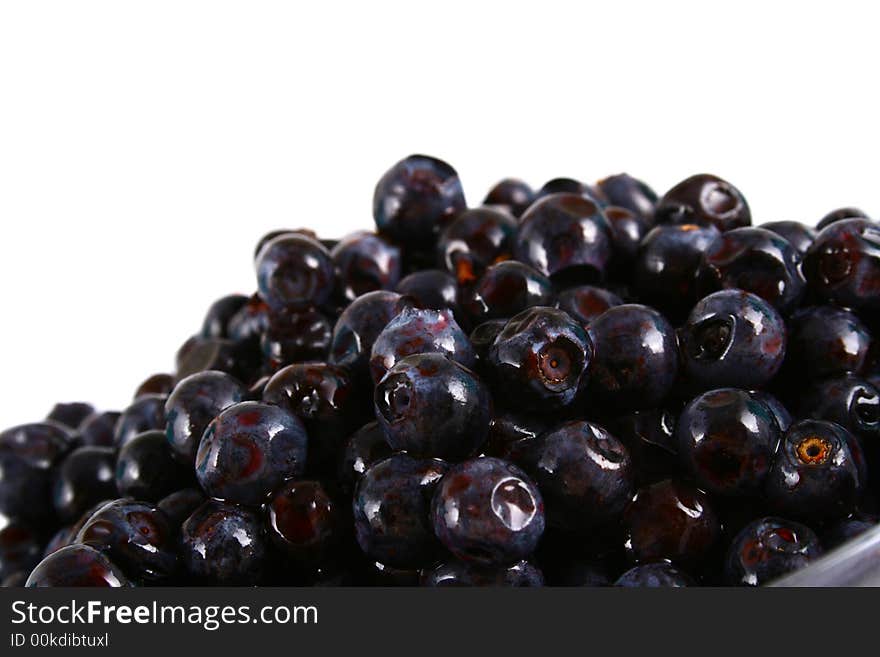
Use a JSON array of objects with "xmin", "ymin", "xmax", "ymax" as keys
[{"xmin": 2, "ymin": 156, "xmax": 879, "ymax": 588}]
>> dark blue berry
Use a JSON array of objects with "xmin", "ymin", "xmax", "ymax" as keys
[
  {"xmin": 52, "ymin": 446, "xmax": 117, "ymax": 523},
  {"xmin": 266, "ymin": 480, "xmax": 339, "ymax": 562},
  {"xmin": 116, "ymin": 430, "xmax": 191, "ymax": 501},
  {"xmin": 201, "ymin": 294, "xmax": 249, "ymax": 339},
  {"xmin": 724, "ymin": 517, "xmax": 821, "ymax": 586},
  {"xmin": 438, "ymin": 207, "xmax": 517, "ymax": 285},
  {"xmin": 421, "ymin": 559, "xmax": 544, "ymax": 586},
  {"xmin": 329, "ymin": 290, "xmax": 410, "ymax": 376},
  {"xmin": 462, "ymin": 260, "xmax": 554, "ymax": 325},
  {"xmin": 760, "ymin": 221, "xmax": 816, "ymax": 256},
  {"xmin": 47, "ymin": 402, "xmax": 94, "ymax": 431},
  {"xmin": 555, "ymin": 285, "xmax": 622, "ymax": 327},
  {"xmin": 115, "ymin": 394, "xmax": 167, "ymax": 449},
  {"xmin": 655, "ymin": 174, "xmax": 751, "ymax": 231},
  {"xmin": 783, "ymin": 305, "xmax": 872, "ymax": 381},
  {"xmin": 483, "ymin": 178, "xmax": 535, "ymax": 217},
  {"xmin": 331, "ymin": 231, "xmax": 402, "ymax": 302},
  {"xmin": 256, "ymin": 233, "xmax": 335, "ymax": 313},
  {"xmin": 596, "ymin": 173, "xmax": 657, "ymax": 221},
  {"xmin": 615, "ymin": 562, "xmax": 695, "ymax": 587},
  {"xmin": 338, "ymin": 421, "xmax": 393, "ymax": 495},
  {"xmin": 77, "ymin": 411, "xmax": 121, "ymax": 447},
  {"xmin": 26, "ymin": 544, "xmax": 130, "ymax": 587},
  {"xmin": 0, "ymin": 517, "xmax": 42, "ymax": 582}
]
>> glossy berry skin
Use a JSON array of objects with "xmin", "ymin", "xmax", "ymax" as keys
[
  {"xmin": 261, "ymin": 308, "xmax": 333, "ymax": 372},
  {"xmin": 331, "ymin": 231, "xmax": 402, "ymax": 302},
  {"xmin": 761, "ymin": 221, "xmax": 817, "ymax": 256},
  {"xmin": 676, "ymin": 388, "xmax": 781, "ymax": 497},
  {"xmin": 483, "ymin": 178, "xmax": 535, "ymax": 218},
  {"xmin": 353, "ymin": 454, "xmax": 449, "ymax": 568},
  {"xmin": 369, "ymin": 307, "xmax": 475, "ymax": 384},
  {"xmin": 76, "ymin": 499, "xmax": 177, "ymax": 582},
  {"xmin": 752, "ymin": 391, "xmax": 792, "ymax": 432},
  {"xmin": 226, "ymin": 293, "xmax": 271, "ymax": 346},
  {"xmin": 614, "ymin": 562, "xmax": 695, "ymax": 587},
  {"xmin": 604, "ymin": 408, "xmax": 680, "ymax": 486},
  {"xmin": 784, "ymin": 306, "xmax": 872, "ymax": 381},
  {"xmin": 633, "ymin": 223, "xmax": 721, "ymax": 320},
  {"xmin": 724, "ymin": 517, "xmax": 821, "ymax": 586},
  {"xmin": 180, "ymin": 500, "xmax": 268, "ymax": 586},
  {"xmin": 52, "ymin": 446, "xmax": 117, "ymax": 523},
  {"xmin": 134, "ymin": 373, "xmax": 175, "ymax": 399},
  {"xmin": 254, "ymin": 228, "xmax": 318, "ymax": 261},
  {"xmin": 515, "ymin": 193, "xmax": 613, "ymax": 284},
  {"xmin": 396, "ymin": 270, "xmax": 459, "ymax": 314},
  {"xmin": 329, "ymin": 290, "xmax": 410, "ymax": 375},
  {"xmin": 375, "ymin": 353, "xmax": 491, "ymax": 460},
  {"xmin": 201, "ymin": 294, "xmax": 250, "ymax": 339},
  {"xmin": 623, "ymin": 479, "xmax": 720, "ymax": 566},
  {"xmin": 513, "ymin": 421, "xmax": 634, "ymax": 533},
  {"xmin": 262, "ymin": 362, "xmax": 359, "ymax": 474},
  {"xmin": 469, "ymin": 319, "xmax": 507, "ymax": 368},
  {"xmin": 535, "ymin": 178, "xmax": 600, "ymax": 203},
  {"xmin": 0, "ymin": 422, "xmax": 73, "ymax": 523},
  {"xmin": 555, "ymin": 285, "xmax": 622, "ymax": 327},
  {"xmin": 655, "ymin": 174, "xmax": 751, "ymax": 231},
  {"xmin": 195, "ymin": 401, "xmax": 308, "ymax": 506},
  {"xmin": 487, "ymin": 306, "xmax": 593, "ymax": 412},
  {"xmin": 678, "ymin": 290, "xmax": 786, "ymax": 390},
  {"xmin": 0, "ymin": 518, "xmax": 42, "ymax": 581},
  {"xmin": 176, "ymin": 337, "xmax": 257, "ymax": 384},
  {"xmin": 114, "ymin": 394, "xmax": 167, "ymax": 449},
  {"xmin": 26, "ymin": 544, "xmax": 130, "ymax": 587},
  {"xmin": 438, "ymin": 207, "xmax": 517, "ymax": 285},
  {"xmin": 266, "ymin": 480, "xmax": 339, "ymax": 561},
  {"xmin": 164, "ymin": 371, "xmax": 247, "ymax": 465},
  {"xmin": 116, "ymin": 430, "xmax": 191, "ymax": 501},
  {"xmin": 255, "ymin": 233, "xmax": 335, "ymax": 313},
  {"xmin": 606, "ymin": 206, "xmax": 649, "ymax": 269},
  {"xmin": 803, "ymin": 218, "xmax": 880, "ymax": 311},
  {"xmin": 596, "ymin": 173, "xmax": 657, "ymax": 221},
  {"xmin": 765, "ymin": 420, "xmax": 866, "ymax": 522},
  {"xmin": 338, "ymin": 421, "xmax": 393, "ymax": 495},
  {"xmin": 817, "ymin": 207, "xmax": 869, "ymax": 230},
  {"xmin": 795, "ymin": 376, "xmax": 879, "ymax": 445},
  {"xmin": 157, "ymin": 488, "xmax": 206, "ymax": 528},
  {"xmin": 373, "ymin": 154, "xmax": 467, "ymax": 250},
  {"xmin": 431, "ymin": 457, "xmax": 545, "ymax": 566},
  {"xmin": 588, "ymin": 304, "xmax": 678, "ymax": 411},
  {"xmin": 697, "ymin": 227, "xmax": 806, "ymax": 314},
  {"xmin": 823, "ymin": 513, "xmax": 879, "ymax": 549},
  {"xmin": 421, "ymin": 559, "xmax": 544, "ymax": 587},
  {"xmin": 47, "ymin": 402, "xmax": 94, "ymax": 430},
  {"xmin": 463, "ymin": 261, "xmax": 554, "ymax": 327},
  {"xmin": 486, "ymin": 411, "xmax": 552, "ymax": 459},
  {"xmin": 77, "ymin": 411, "xmax": 121, "ymax": 448}
]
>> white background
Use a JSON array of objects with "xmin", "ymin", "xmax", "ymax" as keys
[{"xmin": 1, "ymin": 1, "xmax": 878, "ymax": 427}]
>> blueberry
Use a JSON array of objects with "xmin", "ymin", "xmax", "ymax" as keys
[
  {"xmin": 697, "ymin": 227, "xmax": 806, "ymax": 314},
  {"xmin": 655, "ymin": 174, "xmax": 751, "ymax": 231},
  {"xmin": 180, "ymin": 499, "xmax": 268, "ymax": 585},
  {"xmin": 604, "ymin": 407, "xmax": 681, "ymax": 486},
  {"xmin": 431, "ymin": 457, "xmax": 544, "ymax": 566},
  {"xmin": 623, "ymin": 479, "xmax": 720, "ymax": 566},
  {"xmin": 396, "ymin": 269, "xmax": 460, "ymax": 315},
  {"xmin": 724, "ymin": 517, "xmax": 821, "ymax": 586},
  {"xmin": 373, "ymin": 155, "xmax": 466, "ymax": 250},
  {"xmin": 52, "ymin": 446, "xmax": 117, "ymax": 522},
  {"xmin": 515, "ymin": 193, "xmax": 613, "ymax": 285},
  {"xmin": 175, "ymin": 337, "xmax": 256, "ymax": 384},
  {"xmin": 483, "ymin": 178, "xmax": 535, "ymax": 217},
  {"xmin": 750, "ymin": 391, "xmax": 792, "ymax": 432},
  {"xmin": 555, "ymin": 285, "xmax": 623, "ymax": 327},
  {"xmin": 0, "ymin": 517, "xmax": 42, "ymax": 581},
  {"xmin": 329, "ymin": 290, "xmax": 410, "ymax": 376},
  {"xmin": 353, "ymin": 454, "xmax": 449, "ymax": 568},
  {"xmin": 195, "ymin": 401, "xmax": 308, "ymax": 505},
  {"xmin": 678, "ymin": 290, "xmax": 786, "ymax": 390},
  {"xmin": 783, "ymin": 305, "xmax": 872, "ymax": 381},
  {"xmin": 26, "ymin": 544, "xmax": 130, "ymax": 587},
  {"xmin": 157, "ymin": 488, "xmax": 206, "ymax": 529},
  {"xmin": 588, "ymin": 304, "xmax": 678, "ymax": 411},
  {"xmin": 254, "ymin": 228, "xmax": 320, "ymax": 260},
  {"xmin": 201, "ymin": 294, "xmax": 250, "ymax": 339},
  {"xmin": 676, "ymin": 388, "xmax": 781, "ymax": 497},
  {"xmin": 802, "ymin": 218, "xmax": 880, "ymax": 311},
  {"xmin": 255, "ymin": 233, "xmax": 335, "ymax": 313},
  {"xmin": 77, "ymin": 411, "xmax": 121, "ymax": 447},
  {"xmin": 164, "ymin": 371, "xmax": 247, "ymax": 465},
  {"xmin": 633, "ymin": 223, "xmax": 720, "ymax": 320},
  {"xmin": 262, "ymin": 362, "xmax": 360, "ymax": 475},
  {"xmin": 0, "ymin": 422, "xmax": 73, "ymax": 523},
  {"xmin": 823, "ymin": 512, "xmax": 878, "ymax": 549},
  {"xmin": 369, "ymin": 307, "xmax": 474, "ymax": 384},
  {"xmin": 469, "ymin": 319, "xmax": 508, "ymax": 368},
  {"xmin": 331, "ymin": 231, "xmax": 402, "ymax": 302},
  {"xmin": 817, "ymin": 207, "xmax": 870, "ymax": 230},
  {"xmin": 260, "ymin": 307, "xmax": 333, "ymax": 372},
  {"xmin": 487, "ymin": 306, "xmax": 593, "ymax": 412},
  {"xmin": 47, "ymin": 402, "xmax": 94, "ymax": 430},
  {"xmin": 760, "ymin": 221, "xmax": 817, "ymax": 257},
  {"xmin": 421, "ymin": 559, "xmax": 544, "ymax": 586},
  {"xmin": 766, "ymin": 420, "xmax": 866, "ymax": 522},
  {"xmin": 134, "ymin": 373, "xmax": 175, "ymax": 399},
  {"xmin": 614, "ymin": 562, "xmax": 695, "ymax": 587},
  {"xmin": 438, "ymin": 207, "xmax": 517, "ymax": 285},
  {"xmin": 606, "ymin": 206, "xmax": 649, "ymax": 276},
  {"xmin": 116, "ymin": 430, "xmax": 191, "ymax": 501},
  {"xmin": 266, "ymin": 480, "xmax": 339, "ymax": 562},
  {"xmin": 484, "ymin": 411, "xmax": 552, "ymax": 459},
  {"xmin": 375, "ymin": 353, "xmax": 491, "ymax": 460},
  {"xmin": 76, "ymin": 499, "xmax": 177, "ymax": 582},
  {"xmin": 226, "ymin": 293, "xmax": 271, "ymax": 346},
  {"xmin": 512, "ymin": 420, "xmax": 633, "ymax": 533},
  {"xmin": 595, "ymin": 173, "xmax": 658, "ymax": 221},
  {"xmin": 535, "ymin": 178, "xmax": 601, "ymax": 203},
  {"xmin": 115, "ymin": 394, "xmax": 167, "ymax": 449},
  {"xmin": 338, "ymin": 421, "xmax": 393, "ymax": 495},
  {"xmin": 795, "ymin": 375, "xmax": 879, "ymax": 447},
  {"xmin": 463, "ymin": 260, "xmax": 554, "ymax": 326}
]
